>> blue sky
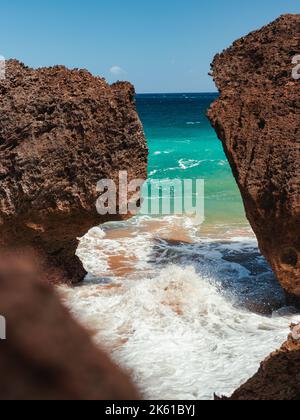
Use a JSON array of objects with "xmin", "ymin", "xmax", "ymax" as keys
[{"xmin": 1, "ymin": 0, "xmax": 299, "ymax": 92}]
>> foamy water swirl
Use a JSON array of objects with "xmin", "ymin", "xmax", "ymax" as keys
[{"xmin": 60, "ymin": 217, "xmax": 299, "ymax": 400}]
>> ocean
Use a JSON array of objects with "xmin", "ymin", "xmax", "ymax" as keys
[
  {"xmin": 60, "ymin": 93, "xmax": 299, "ymax": 400},
  {"xmin": 137, "ymin": 93, "xmax": 246, "ymax": 228}
]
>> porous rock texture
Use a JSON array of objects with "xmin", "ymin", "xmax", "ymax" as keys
[
  {"xmin": 208, "ymin": 15, "xmax": 300, "ymax": 304},
  {"xmin": 0, "ymin": 60, "xmax": 148, "ymax": 284},
  {"xmin": 0, "ymin": 250, "xmax": 139, "ymax": 400},
  {"xmin": 217, "ymin": 325, "xmax": 300, "ymax": 400}
]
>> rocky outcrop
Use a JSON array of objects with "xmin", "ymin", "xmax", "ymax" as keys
[
  {"xmin": 0, "ymin": 250, "xmax": 139, "ymax": 400},
  {"xmin": 218, "ymin": 324, "xmax": 300, "ymax": 400},
  {"xmin": 0, "ymin": 60, "xmax": 148, "ymax": 284},
  {"xmin": 208, "ymin": 15, "xmax": 300, "ymax": 304}
]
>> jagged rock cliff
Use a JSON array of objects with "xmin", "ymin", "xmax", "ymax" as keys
[
  {"xmin": 0, "ymin": 250, "xmax": 139, "ymax": 400},
  {"xmin": 0, "ymin": 60, "xmax": 148, "ymax": 283},
  {"xmin": 208, "ymin": 15, "xmax": 300, "ymax": 304}
]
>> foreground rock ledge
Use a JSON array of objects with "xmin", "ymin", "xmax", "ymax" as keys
[
  {"xmin": 217, "ymin": 325, "xmax": 300, "ymax": 400},
  {"xmin": 208, "ymin": 14, "xmax": 300, "ymax": 304},
  {"xmin": 0, "ymin": 251, "xmax": 139, "ymax": 400},
  {"xmin": 0, "ymin": 60, "xmax": 148, "ymax": 283}
]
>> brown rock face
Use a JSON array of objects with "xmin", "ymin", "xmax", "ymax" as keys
[
  {"xmin": 0, "ymin": 60, "xmax": 148, "ymax": 284},
  {"xmin": 218, "ymin": 326, "xmax": 300, "ymax": 400},
  {"xmin": 208, "ymin": 15, "xmax": 300, "ymax": 304},
  {"xmin": 0, "ymin": 250, "xmax": 139, "ymax": 400}
]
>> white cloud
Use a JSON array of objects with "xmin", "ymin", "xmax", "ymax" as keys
[{"xmin": 109, "ymin": 65, "xmax": 127, "ymax": 76}]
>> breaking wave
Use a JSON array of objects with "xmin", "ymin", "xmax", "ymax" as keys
[{"xmin": 59, "ymin": 216, "xmax": 299, "ymax": 400}]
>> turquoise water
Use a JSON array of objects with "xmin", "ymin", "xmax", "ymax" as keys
[{"xmin": 136, "ymin": 93, "xmax": 247, "ymax": 227}]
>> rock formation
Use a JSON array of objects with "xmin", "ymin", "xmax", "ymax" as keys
[
  {"xmin": 217, "ymin": 324, "xmax": 300, "ymax": 400},
  {"xmin": 208, "ymin": 15, "xmax": 300, "ymax": 304},
  {"xmin": 0, "ymin": 60, "xmax": 148, "ymax": 284},
  {"xmin": 0, "ymin": 250, "xmax": 139, "ymax": 400}
]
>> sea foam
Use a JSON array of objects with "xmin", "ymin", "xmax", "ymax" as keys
[{"xmin": 60, "ymin": 217, "xmax": 300, "ymax": 400}]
